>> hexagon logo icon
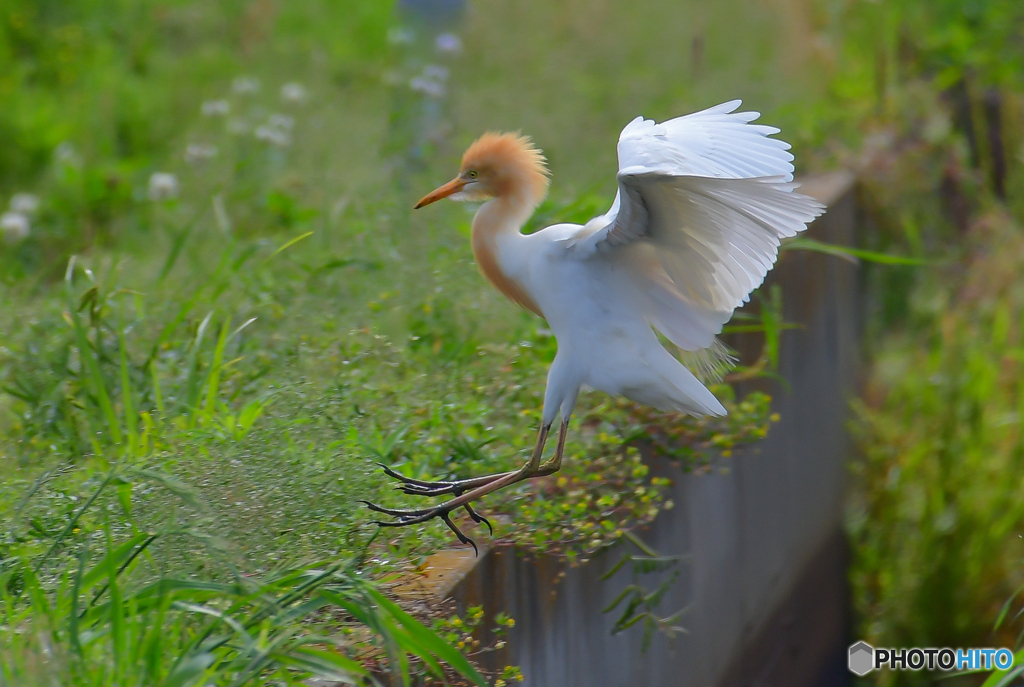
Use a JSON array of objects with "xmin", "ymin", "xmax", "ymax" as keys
[{"xmin": 849, "ymin": 641, "xmax": 874, "ymax": 676}]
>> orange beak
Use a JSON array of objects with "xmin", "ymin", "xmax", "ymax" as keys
[{"xmin": 414, "ymin": 177, "xmax": 468, "ymax": 209}]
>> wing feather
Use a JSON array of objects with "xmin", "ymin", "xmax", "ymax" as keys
[{"xmin": 569, "ymin": 100, "xmax": 824, "ymax": 349}]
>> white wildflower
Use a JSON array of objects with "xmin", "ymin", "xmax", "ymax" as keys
[
  {"xmin": 435, "ymin": 33, "xmax": 462, "ymax": 54},
  {"xmin": 254, "ymin": 113, "xmax": 295, "ymax": 147},
  {"xmin": 54, "ymin": 142, "xmax": 81, "ymax": 167},
  {"xmin": 10, "ymin": 193, "xmax": 40, "ymax": 215},
  {"xmin": 148, "ymin": 172, "xmax": 179, "ymax": 201},
  {"xmin": 185, "ymin": 143, "xmax": 218, "ymax": 164},
  {"xmin": 409, "ymin": 65, "xmax": 449, "ymax": 98},
  {"xmin": 268, "ymin": 114, "xmax": 294, "ymax": 130},
  {"xmin": 232, "ymin": 76, "xmax": 260, "ymax": 94},
  {"xmin": 1, "ymin": 212, "xmax": 30, "ymax": 243},
  {"xmin": 409, "ymin": 76, "xmax": 445, "ymax": 98},
  {"xmin": 280, "ymin": 82, "xmax": 306, "ymax": 102},
  {"xmin": 387, "ymin": 26, "xmax": 415, "ymax": 45},
  {"xmin": 201, "ymin": 99, "xmax": 230, "ymax": 116},
  {"xmin": 254, "ymin": 126, "xmax": 291, "ymax": 147}
]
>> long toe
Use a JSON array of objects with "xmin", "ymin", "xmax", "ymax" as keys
[
  {"xmin": 363, "ymin": 500, "xmax": 483, "ymax": 555},
  {"xmin": 379, "ymin": 463, "xmax": 469, "ymax": 497},
  {"xmin": 441, "ymin": 512, "xmax": 478, "ymax": 556},
  {"xmin": 378, "ymin": 464, "xmax": 447, "ymax": 489},
  {"xmin": 358, "ymin": 500, "xmax": 435, "ymax": 518},
  {"xmin": 463, "ymin": 503, "xmax": 493, "ymax": 535},
  {"xmin": 381, "ymin": 464, "xmax": 517, "ymax": 499},
  {"xmin": 398, "ymin": 482, "xmax": 462, "ymax": 497}
]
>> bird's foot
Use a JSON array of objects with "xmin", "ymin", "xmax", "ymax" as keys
[
  {"xmin": 361, "ymin": 499, "xmax": 492, "ymax": 555},
  {"xmin": 378, "ymin": 463, "xmax": 512, "ymax": 498}
]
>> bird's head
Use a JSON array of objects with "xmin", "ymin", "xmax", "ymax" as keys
[{"xmin": 415, "ymin": 132, "xmax": 550, "ymax": 209}]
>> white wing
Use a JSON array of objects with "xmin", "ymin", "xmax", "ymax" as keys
[{"xmin": 568, "ymin": 100, "xmax": 825, "ymax": 350}]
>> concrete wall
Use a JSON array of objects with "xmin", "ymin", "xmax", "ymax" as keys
[{"xmin": 420, "ymin": 172, "xmax": 861, "ymax": 687}]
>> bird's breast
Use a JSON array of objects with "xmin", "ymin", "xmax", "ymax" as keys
[{"xmin": 471, "ymin": 232, "xmax": 543, "ymax": 317}]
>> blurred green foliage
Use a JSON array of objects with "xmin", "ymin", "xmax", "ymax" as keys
[
  {"xmin": 849, "ymin": 213, "xmax": 1024, "ymax": 686},
  {"xmin": 826, "ymin": 1, "xmax": 1024, "ymax": 684}
]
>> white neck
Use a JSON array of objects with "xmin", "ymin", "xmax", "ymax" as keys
[
  {"xmin": 474, "ymin": 195, "xmax": 535, "ymax": 235},
  {"xmin": 470, "ymin": 195, "xmax": 542, "ymax": 316}
]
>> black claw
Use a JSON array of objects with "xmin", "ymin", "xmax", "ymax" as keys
[
  {"xmin": 463, "ymin": 504, "xmax": 493, "ymax": 535},
  {"xmin": 441, "ymin": 512, "xmax": 478, "ymax": 556},
  {"xmin": 368, "ymin": 465, "xmax": 504, "ymax": 552},
  {"xmin": 362, "ymin": 501, "xmax": 487, "ymax": 555},
  {"xmin": 379, "ymin": 464, "xmax": 423, "ymax": 485}
]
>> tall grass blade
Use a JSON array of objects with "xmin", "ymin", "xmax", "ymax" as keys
[
  {"xmin": 364, "ymin": 587, "xmax": 488, "ymax": 687},
  {"xmin": 269, "ymin": 231, "xmax": 314, "ymax": 260},
  {"xmin": 171, "ymin": 601, "xmax": 255, "ymax": 649},
  {"xmin": 201, "ymin": 318, "xmax": 231, "ymax": 417},
  {"xmin": 81, "ymin": 533, "xmax": 152, "ymax": 591},
  {"xmin": 271, "ymin": 647, "xmax": 370, "ymax": 684},
  {"xmin": 35, "ymin": 468, "xmax": 119, "ymax": 571},
  {"xmin": 183, "ymin": 312, "xmax": 214, "ymax": 418},
  {"xmin": 118, "ymin": 306, "xmax": 138, "ymax": 454},
  {"xmin": 158, "ymin": 221, "xmax": 196, "ymax": 284},
  {"xmin": 65, "ymin": 264, "xmax": 122, "ymax": 445},
  {"xmin": 781, "ymin": 237, "xmax": 932, "ymax": 265},
  {"xmin": 69, "ymin": 543, "xmax": 89, "ymax": 659},
  {"xmin": 104, "ymin": 529, "xmax": 127, "ymax": 679},
  {"xmin": 160, "ymin": 652, "xmax": 216, "ymax": 687}
]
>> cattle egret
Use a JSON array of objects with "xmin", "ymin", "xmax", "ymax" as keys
[{"xmin": 365, "ymin": 100, "xmax": 825, "ymax": 550}]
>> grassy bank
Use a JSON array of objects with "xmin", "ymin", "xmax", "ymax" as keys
[{"xmin": 0, "ymin": 0, "xmax": 810, "ymax": 683}]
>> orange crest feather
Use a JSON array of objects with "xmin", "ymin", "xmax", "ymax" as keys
[{"xmin": 461, "ymin": 132, "xmax": 550, "ymax": 204}]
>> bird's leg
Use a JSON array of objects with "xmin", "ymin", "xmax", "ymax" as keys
[
  {"xmin": 364, "ymin": 423, "xmax": 555, "ymax": 552},
  {"xmin": 522, "ymin": 421, "xmax": 551, "ymax": 475},
  {"xmin": 536, "ymin": 419, "xmax": 569, "ymax": 476}
]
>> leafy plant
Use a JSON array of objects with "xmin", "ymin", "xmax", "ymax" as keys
[
  {"xmin": 849, "ymin": 214, "xmax": 1024, "ymax": 684},
  {"xmin": 0, "ymin": 452, "xmax": 488, "ymax": 686},
  {"xmin": 432, "ymin": 606, "xmax": 523, "ymax": 686},
  {"xmin": 1, "ymin": 550, "xmax": 488, "ymax": 687},
  {"xmin": 601, "ymin": 532, "xmax": 686, "ymax": 652}
]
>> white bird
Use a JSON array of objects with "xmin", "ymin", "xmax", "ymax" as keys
[{"xmin": 365, "ymin": 100, "xmax": 825, "ymax": 549}]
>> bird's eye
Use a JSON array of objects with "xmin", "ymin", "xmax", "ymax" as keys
[{"xmin": 466, "ymin": 170, "xmax": 479, "ymax": 179}]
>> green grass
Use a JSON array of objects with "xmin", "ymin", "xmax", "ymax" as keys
[{"xmin": 0, "ymin": 0, "xmax": 818, "ymax": 682}]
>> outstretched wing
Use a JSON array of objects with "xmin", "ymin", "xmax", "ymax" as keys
[{"xmin": 568, "ymin": 100, "xmax": 824, "ymax": 349}]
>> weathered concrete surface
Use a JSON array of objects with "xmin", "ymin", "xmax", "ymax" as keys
[{"xmin": 435, "ymin": 172, "xmax": 861, "ymax": 687}]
